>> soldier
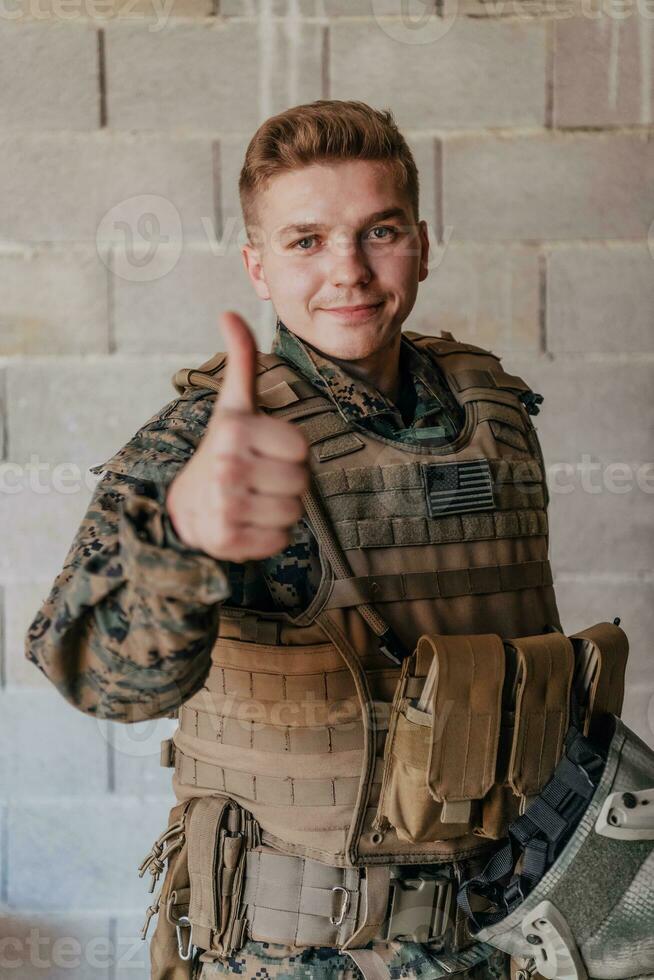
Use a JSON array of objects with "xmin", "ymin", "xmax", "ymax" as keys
[{"xmin": 25, "ymin": 101, "xmax": 653, "ymax": 980}]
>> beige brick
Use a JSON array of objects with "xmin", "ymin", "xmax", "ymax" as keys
[
  {"xmin": 506, "ymin": 356, "xmax": 654, "ymax": 462},
  {"xmin": 444, "ymin": 133, "xmax": 654, "ymax": 240},
  {"xmin": 0, "ymin": 0, "xmax": 212, "ymax": 20},
  {"xmin": 410, "ymin": 243, "xmax": 541, "ymax": 353},
  {"xmin": 406, "ymin": 137, "xmax": 437, "ymax": 227},
  {"xmin": 6, "ymin": 355, "xmax": 183, "ymax": 466},
  {"xmin": 553, "ymin": 576, "xmax": 654, "ymax": 675},
  {"xmin": 112, "ymin": 246, "xmax": 265, "ymax": 353},
  {"xmin": 0, "ymin": 248, "xmax": 109, "ymax": 355},
  {"xmin": 0, "ymin": 134, "xmax": 214, "ymax": 243},
  {"xmin": 547, "ymin": 245, "xmax": 654, "ymax": 353},
  {"xmin": 554, "ymin": 13, "xmax": 654, "ymax": 127},
  {"xmin": 105, "ymin": 19, "xmax": 322, "ymax": 131},
  {"xmin": 330, "ymin": 18, "xmax": 545, "ymax": 129},
  {"xmin": 4, "ymin": 583, "xmax": 55, "ymax": 686},
  {"xmin": 0, "ymin": 22, "xmax": 99, "ymax": 129},
  {"xmin": 221, "ymin": 0, "xmax": 408, "ymax": 12}
]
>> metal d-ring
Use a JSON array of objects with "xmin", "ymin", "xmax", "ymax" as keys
[{"xmin": 330, "ymin": 885, "xmax": 350, "ymax": 926}]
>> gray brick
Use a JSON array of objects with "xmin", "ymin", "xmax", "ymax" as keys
[
  {"xmin": 548, "ymin": 470, "xmax": 653, "ymax": 575},
  {"xmin": 0, "ymin": 22, "xmax": 98, "ymax": 130},
  {"xmin": 0, "ymin": 248, "xmax": 109, "ymax": 356},
  {"xmin": 218, "ymin": 135, "xmax": 250, "ymax": 231},
  {"xmin": 411, "ymin": 243, "xmax": 541, "ymax": 353},
  {"xmin": 554, "ymin": 14, "xmax": 654, "ymax": 127},
  {"xmin": 112, "ymin": 246, "xmax": 264, "ymax": 354},
  {"xmin": 0, "ymin": 915, "xmax": 111, "ymax": 979},
  {"xmin": 4, "ymin": 583, "xmax": 53, "ymax": 687},
  {"xmin": 7, "ymin": 797, "xmax": 172, "ymax": 912},
  {"xmin": 622, "ymin": 671, "xmax": 654, "ymax": 748},
  {"xmin": 0, "ymin": 690, "xmax": 109, "ymax": 796},
  {"xmin": 330, "ymin": 18, "xmax": 545, "ymax": 129},
  {"xmin": 110, "ymin": 716, "xmax": 178, "ymax": 797},
  {"xmin": 106, "ymin": 20, "xmax": 322, "ymax": 131},
  {"xmin": 0, "ymin": 135, "xmax": 214, "ymax": 244},
  {"xmin": 0, "ymin": 365, "xmax": 6, "ymax": 460},
  {"xmin": 444, "ymin": 133, "xmax": 654, "ymax": 241},
  {"xmin": 6, "ymin": 355, "xmax": 183, "ymax": 465},
  {"xmin": 506, "ymin": 356, "xmax": 654, "ymax": 463},
  {"xmin": 0, "ymin": 480, "xmax": 96, "ymax": 584},
  {"xmin": 553, "ymin": 576, "xmax": 654, "ymax": 676},
  {"xmin": 547, "ymin": 245, "xmax": 654, "ymax": 354}
]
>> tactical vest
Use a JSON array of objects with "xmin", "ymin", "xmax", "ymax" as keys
[{"xmin": 161, "ymin": 329, "xmax": 564, "ymax": 871}]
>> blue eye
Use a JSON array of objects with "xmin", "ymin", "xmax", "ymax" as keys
[
  {"xmin": 294, "ymin": 236, "xmax": 316, "ymax": 250},
  {"xmin": 367, "ymin": 226, "xmax": 396, "ymax": 240}
]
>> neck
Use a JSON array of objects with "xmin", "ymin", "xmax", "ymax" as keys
[{"xmin": 327, "ymin": 332, "xmax": 402, "ymax": 405}]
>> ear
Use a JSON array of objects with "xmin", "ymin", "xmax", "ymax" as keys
[
  {"xmin": 417, "ymin": 219, "xmax": 430, "ymax": 283},
  {"xmin": 241, "ymin": 242, "xmax": 271, "ymax": 301}
]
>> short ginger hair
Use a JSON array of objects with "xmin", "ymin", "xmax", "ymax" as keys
[{"xmin": 239, "ymin": 99, "xmax": 420, "ymax": 244}]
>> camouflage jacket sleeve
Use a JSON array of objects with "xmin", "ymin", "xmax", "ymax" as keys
[{"xmin": 24, "ymin": 387, "xmax": 235, "ymax": 723}]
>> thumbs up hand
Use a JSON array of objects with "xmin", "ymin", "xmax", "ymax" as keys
[{"xmin": 166, "ymin": 312, "xmax": 310, "ymax": 562}]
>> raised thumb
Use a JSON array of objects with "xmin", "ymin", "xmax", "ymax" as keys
[{"xmin": 216, "ymin": 311, "xmax": 258, "ymax": 414}]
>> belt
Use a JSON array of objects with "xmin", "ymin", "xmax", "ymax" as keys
[
  {"xmin": 237, "ymin": 848, "xmax": 495, "ymax": 979},
  {"xmin": 236, "ymin": 847, "xmax": 465, "ymax": 976}
]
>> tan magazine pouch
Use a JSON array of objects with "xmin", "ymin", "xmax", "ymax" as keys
[
  {"xmin": 569, "ymin": 621, "xmax": 629, "ymax": 738},
  {"xmin": 505, "ymin": 632, "xmax": 575, "ymax": 803},
  {"xmin": 374, "ymin": 634, "xmax": 505, "ymax": 843}
]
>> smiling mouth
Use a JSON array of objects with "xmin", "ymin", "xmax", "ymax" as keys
[{"xmin": 322, "ymin": 301, "xmax": 384, "ymax": 313}]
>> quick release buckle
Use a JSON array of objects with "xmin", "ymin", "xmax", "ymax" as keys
[{"xmin": 382, "ymin": 873, "xmax": 453, "ymax": 943}]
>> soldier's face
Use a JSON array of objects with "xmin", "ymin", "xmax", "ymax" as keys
[{"xmin": 241, "ymin": 158, "xmax": 429, "ymax": 362}]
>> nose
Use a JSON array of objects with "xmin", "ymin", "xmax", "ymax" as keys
[{"xmin": 327, "ymin": 237, "xmax": 372, "ymax": 290}]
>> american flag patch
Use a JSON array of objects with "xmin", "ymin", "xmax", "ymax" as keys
[{"xmin": 422, "ymin": 458, "xmax": 495, "ymax": 517}]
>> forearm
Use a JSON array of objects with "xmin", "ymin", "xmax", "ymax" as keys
[{"xmin": 25, "ymin": 472, "xmax": 231, "ymax": 722}]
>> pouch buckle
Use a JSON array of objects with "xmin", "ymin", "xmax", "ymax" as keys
[{"xmin": 382, "ymin": 873, "xmax": 452, "ymax": 943}]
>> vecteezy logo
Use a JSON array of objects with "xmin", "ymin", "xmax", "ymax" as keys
[
  {"xmin": 371, "ymin": 0, "xmax": 460, "ymax": 45},
  {"xmin": 96, "ymin": 194, "xmax": 183, "ymax": 282}
]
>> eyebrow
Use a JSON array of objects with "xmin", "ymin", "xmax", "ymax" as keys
[{"xmin": 277, "ymin": 207, "xmax": 410, "ymax": 239}]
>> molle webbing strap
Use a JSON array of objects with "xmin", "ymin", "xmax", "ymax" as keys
[
  {"xmin": 173, "ymin": 743, "xmax": 369, "ymax": 807},
  {"xmin": 325, "ymin": 560, "xmax": 554, "ymax": 609},
  {"xmin": 506, "ymin": 633, "xmax": 575, "ymax": 798},
  {"xmin": 334, "ymin": 508, "xmax": 548, "ymax": 551},
  {"xmin": 179, "ymin": 704, "xmax": 366, "ymax": 753},
  {"xmin": 416, "ymin": 634, "xmax": 505, "ymax": 811},
  {"xmin": 570, "ymin": 621, "xmax": 629, "ymax": 736},
  {"xmin": 320, "ymin": 485, "xmax": 545, "ymax": 522},
  {"xmin": 449, "ymin": 368, "xmax": 532, "ymax": 395},
  {"xmin": 241, "ymin": 848, "xmax": 361, "ymax": 947},
  {"xmin": 475, "ymin": 401, "xmax": 528, "ymax": 430},
  {"xmin": 315, "ymin": 458, "xmax": 543, "ymax": 496}
]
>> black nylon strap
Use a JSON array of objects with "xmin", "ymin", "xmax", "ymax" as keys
[{"xmin": 457, "ymin": 725, "xmax": 607, "ymax": 932}]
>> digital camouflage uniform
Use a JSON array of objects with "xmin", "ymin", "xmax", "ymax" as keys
[{"xmin": 26, "ymin": 319, "xmax": 511, "ymax": 980}]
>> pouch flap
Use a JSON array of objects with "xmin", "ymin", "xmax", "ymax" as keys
[
  {"xmin": 187, "ymin": 795, "xmax": 235, "ymax": 949},
  {"xmin": 570, "ymin": 621, "xmax": 629, "ymax": 736},
  {"xmin": 416, "ymin": 634, "xmax": 505, "ymax": 805},
  {"xmin": 507, "ymin": 632, "xmax": 574, "ymax": 797}
]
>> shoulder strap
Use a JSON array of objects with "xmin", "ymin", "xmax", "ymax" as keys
[{"xmin": 404, "ymin": 329, "xmax": 544, "ymax": 416}]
